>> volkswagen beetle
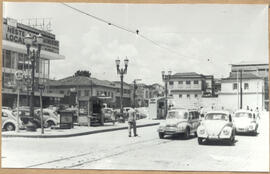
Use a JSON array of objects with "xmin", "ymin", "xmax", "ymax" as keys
[
  {"xmin": 233, "ymin": 109, "xmax": 258, "ymax": 135},
  {"xmin": 197, "ymin": 110, "xmax": 235, "ymax": 145}
]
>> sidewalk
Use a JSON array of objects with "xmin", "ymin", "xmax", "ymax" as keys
[{"xmin": 2, "ymin": 119, "xmax": 160, "ymax": 138}]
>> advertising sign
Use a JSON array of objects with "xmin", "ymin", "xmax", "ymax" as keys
[{"xmin": 3, "ymin": 21, "xmax": 60, "ymax": 54}]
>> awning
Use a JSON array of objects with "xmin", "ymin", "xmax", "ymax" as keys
[{"xmin": 2, "ymin": 40, "xmax": 65, "ymax": 60}]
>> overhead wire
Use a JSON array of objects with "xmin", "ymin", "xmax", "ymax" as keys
[{"xmin": 61, "ymin": 3, "xmax": 200, "ymax": 60}]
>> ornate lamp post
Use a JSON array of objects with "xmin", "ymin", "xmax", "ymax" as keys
[
  {"xmin": 161, "ymin": 70, "xmax": 172, "ymax": 118},
  {"xmin": 24, "ymin": 33, "xmax": 43, "ymax": 131},
  {"xmin": 115, "ymin": 57, "xmax": 129, "ymax": 120}
]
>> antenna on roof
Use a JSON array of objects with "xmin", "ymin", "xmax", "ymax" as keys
[{"xmin": 18, "ymin": 18, "xmax": 52, "ymax": 32}]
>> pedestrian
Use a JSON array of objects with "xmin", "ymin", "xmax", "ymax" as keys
[
  {"xmin": 255, "ymin": 107, "xmax": 260, "ymax": 119},
  {"xmin": 246, "ymin": 105, "xmax": 250, "ymax": 110},
  {"xmin": 127, "ymin": 108, "xmax": 138, "ymax": 137}
]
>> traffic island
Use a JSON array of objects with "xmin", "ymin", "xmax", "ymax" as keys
[{"xmin": 2, "ymin": 119, "xmax": 160, "ymax": 138}]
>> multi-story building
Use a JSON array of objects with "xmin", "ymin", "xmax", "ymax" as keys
[
  {"xmin": 230, "ymin": 61, "xmax": 269, "ymax": 110},
  {"xmin": 219, "ymin": 73, "xmax": 265, "ymax": 111},
  {"xmin": 48, "ymin": 76, "xmax": 118, "ymax": 107},
  {"xmin": 168, "ymin": 72, "xmax": 210, "ymax": 108},
  {"xmin": 2, "ymin": 17, "xmax": 65, "ymax": 108},
  {"xmin": 111, "ymin": 81, "xmax": 132, "ymax": 108}
]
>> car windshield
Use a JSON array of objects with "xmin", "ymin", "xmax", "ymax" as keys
[
  {"xmin": 167, "ymin": 111, "xmax": 188, "ymax": 119},
  {"xmin": 235, "ymin": 112, "xmax": 252, "ymax": 119},
  {"xmin": 205, "ymin": 113, "xmax": 228, "ymax": 121}
]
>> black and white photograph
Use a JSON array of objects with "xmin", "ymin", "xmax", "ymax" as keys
[{"xmin": 1, "ymin": 1, "xmax": 269, "ymax": 172}]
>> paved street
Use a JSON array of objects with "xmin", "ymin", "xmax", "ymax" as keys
[{"xmin": 2, "ymin": 113, "xmax": 269, "ymax": 172}]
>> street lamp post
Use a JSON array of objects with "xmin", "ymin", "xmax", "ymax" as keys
[
  {"xmin": 133, "ymin": 79, "xmax": 141, "ymax": 109},
  {"xmin": 161, "ymin": 70, "xmax": 172, "ymax": 118},
  {"xmin": 115, "ymin": 57, "xmax": 129, "ymax": 120},
  {"xmin": 24, "ymin": 33, "xmax": 43, "ymax": 131}
]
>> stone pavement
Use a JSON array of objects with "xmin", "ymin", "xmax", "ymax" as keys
[{"xmin": 2, "ymin": 118, "xmax": 160, "ymax": 138}]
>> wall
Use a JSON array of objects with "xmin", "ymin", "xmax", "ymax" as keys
[
  {"xmin": 168, "ymin": 79, "xmax": 202, "ymax": 91},
  {"xmin": 218, "ymin": 93, "xmax": 264, "ymax": 111},
  {"xmin": 221, "ymin": 79, "xmax": 264, "ymax": 93}
]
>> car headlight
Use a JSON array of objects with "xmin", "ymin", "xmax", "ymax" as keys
[
  {"xmin": 177, "ymin": 124, "xmax": 186, "ymax": 130},
  {"xmin": 198, "ymin": 127, "xmax": 206, "ymax": 135},
  {"xmin": 199, "ymin": 129, "xmax": 205, "ymax": 134},
  {"xmin": 222, "ymin": 127, "xmax": 231, "ymax": 135},
  {"xmin": 249, "ymin": 124, "xmax": 254, "ymax": 130}
]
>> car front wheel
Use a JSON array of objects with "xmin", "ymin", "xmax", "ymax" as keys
[
  {"xmin": 5, "ymin": 123, "xmax": 15, "ymax": 131},
  {"xmin": 198, "ymin": 138, "xmax": 204, "ymax": 145},
  {"xmin": 184, "ymin": 128, "xmax": 190, "ymax": 139},
  {"xmin": 159, "ymin": 132, "xmax": 164, "ymax": 139}
]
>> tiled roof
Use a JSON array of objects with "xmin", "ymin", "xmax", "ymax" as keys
[
  {"xmin": 222, "ymin": 73, "xmax": 262, "ymax": 80},
  {"xmin": 49, "ymin": 76, "xmax": 116, "ymax": 88},
  {"xmin": 231, "ymin": 61, "xmax": 268, "ymax": 66},
  {"xmin": 173, "ymin": 72, "xmax": 201, "ymax": 76}
]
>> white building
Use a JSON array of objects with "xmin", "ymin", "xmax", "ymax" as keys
[{"xmin": 219, "ymin": 73, "xmax": 265, "ymax": 111}]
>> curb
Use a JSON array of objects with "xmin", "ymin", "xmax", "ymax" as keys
[{"xmin": 2, "ymin": 122, "xmax": 160, "ymax": 138}]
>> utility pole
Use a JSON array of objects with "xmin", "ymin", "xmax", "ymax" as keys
[{"xmin": 240, "ymin": 70, "xmax": 243, "ymax": 109}]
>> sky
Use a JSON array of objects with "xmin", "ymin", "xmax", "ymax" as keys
[{"xmin": 3, "ymin": 2, "xmax": 269, "ymax": 85}]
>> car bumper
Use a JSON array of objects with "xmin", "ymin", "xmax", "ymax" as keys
[
  {"xmin": 236, "ymin": 127, "xmax": 257, "ymax": 133},
  {"xmin": 158, "ymin": 127, "xmax": 185, "ymax": 134}
]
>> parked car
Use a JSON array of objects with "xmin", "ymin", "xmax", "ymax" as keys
[
  {"xmin": 2, "ymin": 109, "xmax": 18, "ymax": 131},
  {"xmin": 103, "ymin": 108, "xmax": 116, "ymax": 124},
  {"xmin": 2, "ymin": 106, "xmax": 12, "ymax": 110},
  {"xmin": 233, "ymin": 109, "xmax": 258, "ymax": 135},
  {"xmin": 157, "ymin": 108, "xmax": 200, "ymax": 139},
  {"xmin": 197, "ymin": 110, "xmax": 235, "ymax": 145},
  {"xmin": 34, "ymin": 109, "xmax": 59, "ymax": 128}
]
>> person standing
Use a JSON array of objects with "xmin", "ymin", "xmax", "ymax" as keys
[{"xmin": 128, "ymin": 108, "xmax": 138, "ymax": 137}]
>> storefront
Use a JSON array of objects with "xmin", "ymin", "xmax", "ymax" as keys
[{"xmin": 2, "ymin": 17, "xmax": 65, "ymax": 108}]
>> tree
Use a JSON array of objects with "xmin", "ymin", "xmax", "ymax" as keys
[{"xmin": 74, "ymin": 70, "xmax": 91, "ymax": 77}]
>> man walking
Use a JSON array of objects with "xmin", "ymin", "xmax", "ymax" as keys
[{"xmin": 128, "ymin": 108, "xmax": 138, "ymax": 137}]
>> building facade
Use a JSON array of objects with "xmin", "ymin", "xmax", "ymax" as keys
[
  {"xmin": 48, "ymin": 76, "xmax": 119, "ymax": 107},
  {"xmin": 2, "ymin": 17, "xmax": 65, "ymax": 108},
  {"xmin": 113, "ymin": 81, "xmax": 132, "ymax": 108},
  {"xmin": 219, "ymin": 73, "xmax": 265, "ymax": 111},
  {"xmin": 230, "ymin": 62, "xmax": 269, "ymax": 110},
  {"xmin": 168, "ymin": 72, "xmax": 209, "ymax": 108}
]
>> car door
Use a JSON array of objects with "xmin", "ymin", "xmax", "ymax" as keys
[
  {"xmin": 189, "ymin": 111, "xmax": 195, "ymax": 132},
  {"xmin": 193, "ymin": 111, "xmax": 200, "ymax": 129}
]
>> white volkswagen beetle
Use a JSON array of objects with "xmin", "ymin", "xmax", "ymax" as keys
[
  {"xmin": 197, "ymin": 110, "xmax": 235, "ymax": 145},
  {"xmin": 233, "ymin": 109, "xmax": 258, "ymax": 135}
]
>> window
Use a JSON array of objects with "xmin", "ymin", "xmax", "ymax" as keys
[
  {"xmin": 244, "ymin": 83, "xmax": 249, "ymax": 90},
  {"xmin": 78, "ymin": 90, "xmax": 81, "ymax": 97},
  {"xmin": 233, "ymin": 83, "xmax": 238, "ymax": 90},
  {"xmin": 2, "ymin": 112, "xmax": 8, "ymax": 117},
  {"xmin": 179, "ymin": 94, "xmax": 182, "ymax": 98},
  {"xmin": 187, "ymin": 94, "xmax": 190, "ymax": 98},
  {"xmin": 169, "ymin": 81, "xmax": 174, "ymax": 85},
  {"xmin": 178, "ymin": 81, "xmax": 183, "ymax": 84},
  {"xmin": 186, "ymin": 80, "xmax": 191, "ymax": 85},
  {"xmin": 194, "ymin": 80, "xmax": 199, "ymax": 84},
  {"xmin": 60, "ymin": 90, "xmax": 65, "ymax": 94},
  {"xmin": 195, "ymin": 94, "xmax": 198, "ymax": 98},
  {"xmin": 85, "ymin": 90, "xmax": 89, "ymax": 96}
]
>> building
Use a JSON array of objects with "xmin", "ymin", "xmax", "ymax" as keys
[
  {"xmin": 204, "ymin": 75, "xmax": 215, "ymax": 96},
  {"xmin": 149, "ymin": 83, "xmax": 164, "ymax": 98},
  {"xmin": 48, "ymin": 76, "xmax": 118, "ymax": 107},
  {"xmin": 230, "ymin": 61, "xmax": 269, "ymax": 110},
  {"xmin": 2, "ymin": 17, "xmax": 65, "ymax": 108},
  {"xmin": 219, "ymin": 73, "xmax": 265, "ymax": 111},
  {"xmin": 167, "ymin": 72, "xmax": 212, "ymax": 108},
  {"xmin": 111, "ymin": 81, "xmax": 132, "ymax": 108}
]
